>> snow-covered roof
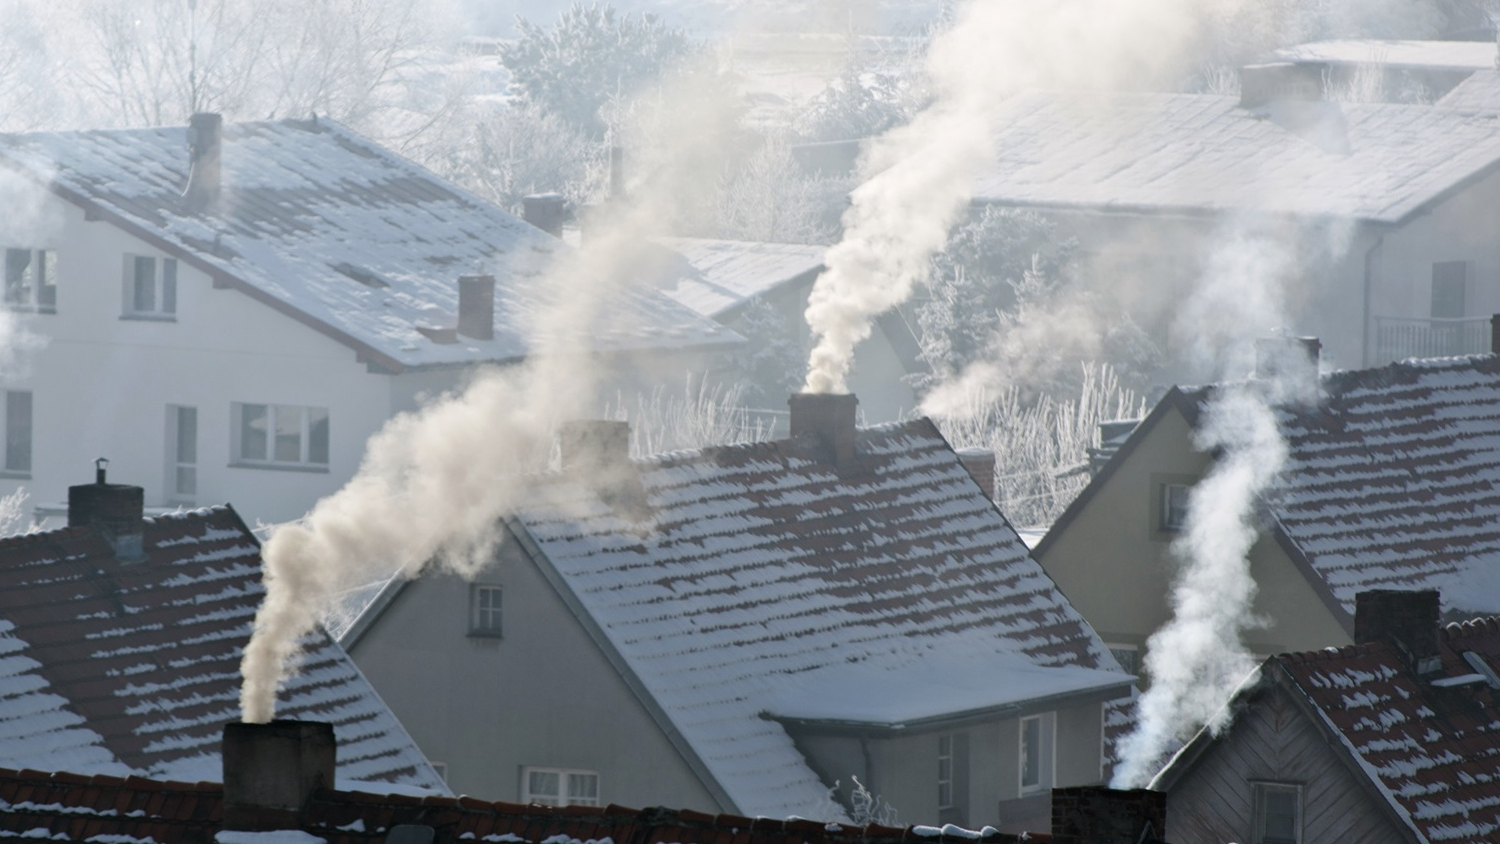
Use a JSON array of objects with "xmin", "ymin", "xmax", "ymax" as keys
[
  {"xmin": 974, "ymin": 90, "xmax": 1500, "ymax": 223},
  {"xmin": 510, "ymin": 418, "xmax": 1127, "ymax": 819},
  {"xmin": 0, "ymin": 505, "xmax": 444, "ymax": 791},
  {"xmin": 1270, "ymin": 39, "xmax": 1499, "ymax": 73},
  {"xmin": 0, "ymin": 119, "xmax": 737, "ymax": 372},
  {"xmin": 1439, "ymin": 69, "xmax": 1500, "ymax": 110},
  {"xmin": 654, "ymin": 237, "xmax": 825, "ymax": 318},
  {"xmin": 1155, "ymin": 617, "xmax": 1500, "ymax": 843}
]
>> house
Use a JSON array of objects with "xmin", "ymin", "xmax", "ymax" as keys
[
  {"xmin": 0, "ymin": 719, "xmax": 1173, "ymax": 844},
  {"xmin": 972, "ymin": 82, "xmax": 1500, "ymax": 372},
  {"xmin": 1033, "ymin": 341, "xmax": 1500, "ymax": 682},
  {"xmin": 0, "ymin": 114, "xmax": 739, "ymax": 528},
  {"xmin": 651, "ymin": 236, "xmax": 923, "ymax": 423},
  {"xmin": 340, "ymin": 393, "xmax": 1134, "ymax": 831},
  {"xmin": 1267, "ymin": 39, "xmax": 1499, "ymax": 102},
  {"xmin": 1151, "ymin": 589, "xmax": 1500, "ymax": 844},
  {"xmin": 0, "ymin": 466, "xmax": 443, "ymax": 792}
]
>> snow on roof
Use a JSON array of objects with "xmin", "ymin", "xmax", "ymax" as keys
[
  {"xmin": 973, "ymin": 90, "xmax": 1500, "ymax": 223},
  {"xmin": 513, "ymin": 419, "xmax": 1126, "ymax": 819},
  {"xmin": 654, "ymin": 238, "xmax": 826, "ymax": 318},
  {"xmin": 1270, "ymin": 39, "xmax": 1499, "ymax": 73},
  {"xmin": 0, "ymin": 119, "xmax": 736, "ymax": 371},
  {"xmin": 1440, "ymin": 69, "xmax": 1500, "ymax": 110},
  {"xmin": 0, "ymin": 505, "xmax": 444, "ymax": 792}
]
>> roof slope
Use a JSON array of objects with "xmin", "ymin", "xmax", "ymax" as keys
[
  {"xmin": 0, "ymin": 507, "xmax": 444, "ymax": 791},
  {"xmin": 0, "ymin": 766, "xmax": 1034, "ymax": 844},
  {"xmin": 1440, "ymin": 69, "xmax": 1500, "ymax": 110},
  {"xmin": 0, "ymin": 119, "xmax": 734, "ymax": 371},
  {"xmin": 1158, "ymin": 618, "xmax": 1500, "ymax": 843},
  {"xmin": 1270, "ymin": 39, "xmax": 1499, "ymax": 73},
  {"xmin": 655, "ymin": 237, "xmax": 826, "ymax": 318},
  {"xmin": 513, "ymin": 419, "xmax": 1128, "ymax": 818},
  {"xmin": 973, "ymin": 90, "xmax": 1500, "ymax": 222}
]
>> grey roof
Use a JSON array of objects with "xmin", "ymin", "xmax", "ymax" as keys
[
  {"xmin": 973, "ymin": 90, "xmax": 1500, "ymax": 223},
  {"xmin": 1440, "ymin": 68, "xmax": 1500, "ymax": 110},
  {"xmin": 0, "ymin": 119, "xmax": 737, "ymax": 372},
  {"xmin": 654, "ymin": 237, "xmax": 826, "ymax": 318},
  {"xmin": 1270, "ymin": 39, "xmax": 1498, "ymax": 73}
]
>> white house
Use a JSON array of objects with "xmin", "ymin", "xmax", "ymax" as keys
[
  {"xmin": 0, "ymin": 114, "xmax": 739, "ymax": 528},
  {"xmin": 340, "ymin": 394, "xmax": 1133, "ymax": 832}
]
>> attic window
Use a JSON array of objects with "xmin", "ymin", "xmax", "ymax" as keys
[
  {"xmin": 1462, "ymin": 651, "xmax": 1500, "ymax": 689},
  {"xmin": 331, "ymin": 262, "xmax": 389, "ymax": 289}
]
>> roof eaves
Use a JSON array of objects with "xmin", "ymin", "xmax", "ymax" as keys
[
  {"xmin": 338, "ymin": 575, "xmax": 413, "ymax": 651},
  {"xmin": 501, "ymin": 515, "xmax": 742, "ymax": 815},
  {"xmin": 968, "ymin": 196, "xmax": 1392, "ymax": 226},
  {"xmin": 1390, "ymin": 144, "xmax": 1500, "ymax": 225},
  {"xmin": 1148, "ymin": 660, "xmax": 1276, "ymax": 792}
]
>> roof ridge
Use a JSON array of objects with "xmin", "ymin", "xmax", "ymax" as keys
[
  {"xmin": 1276, "ymin": 641, "xmax": 1387, "ymax": 664},
  {"xmin": 1442, "ymin": 614, "xmax": 1500, "ymax": 640}
]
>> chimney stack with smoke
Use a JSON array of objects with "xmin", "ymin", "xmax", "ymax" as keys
[
  {"xmin": 1051, "ymin": 786, "xmax": 1168, "ymax": 844},
  {"xmin": 1239, "ymin": 63, "xmax": 1324, "ymax": 108},
  {"xmin": 956, "ymin": 447, "xmax": 996, "ymax": 500},
  {"xmin": 183, "ymin": 112, "xmax": 223, "ymax": 213},
  {"xmin": 523, "ymin": 194, "xmax": 567, "ymax": 238},
  {"xmin": 789, "ymin": 393, "xmax": 858, "ymax": 468},
  {"xmin": 68, "ymin": 459, "xmax": 145, "ymax": 563},
  {"xmin": 559, "ymin": 420, "xmax": 647, "ymax": 519},
  {"xmin": 457, "ymin": 274, "xmax": 496, "ymax": 341},
  {"xmin": 1355, "ymin": 589, "xmax": 1443, "ymax": 676},
  {"xmin": 1254, "ymin": 334, "xmax": 1319, "ymax": 383},
  {"xmin": 221, "ymin": 720, "xmax": 336, "ymax": 831}
]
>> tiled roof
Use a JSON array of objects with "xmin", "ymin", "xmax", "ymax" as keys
[
  {"xmin": 0, "ymin": 765, "xmax": 1039, "ymax": 843},
  {"xmin": 512, "ymin": 419, "xmax": 1129, "ymax": 819},
  {"xmin": 0, "ymin": 507, "xmax": 444, "ymax": 791},
  {"xmin": 1440, "ymin": 70, "xmax": 1500, "ymax": 110},
  {"xmin": 1269, "ymin": 39, "xmax": 1499, "ymax": 72},
  {"xmin": 654, "ymin": 238, "xmax": 826, "ymax": 318},
  {"xmin": 973, "ymin": 90, "xmax": 1500, "ymax": 222},
  {"xmin": 0, "ymin": 120, "xmax": 736, "ymax": 372}
]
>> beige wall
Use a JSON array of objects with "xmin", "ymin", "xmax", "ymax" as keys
[{"xmin": 348, "ymin": 532, "xmax": 721, "ymax": 810}]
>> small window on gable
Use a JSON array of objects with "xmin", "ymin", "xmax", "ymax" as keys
[
  {"xmin": 470, "ymin": 584, "xmax": 502, "ymax": 637},
  {"xmin": 4, "ymin": 248, "xmax": 56, "ymax": 312},
  {"xmin": 1431, "ymin": 261, "xmax": 1468, "ymax": 320},
  {"xmin": 122, "ymin": 254, "xmax": 177, "ymax": 319},
  {"xmin": 1019, "ymin": 713, "xmax": 1055, "ymax": 795},
  {"xmin": 522, "ymin": 767, "xmax": 599, "ymax": 806},
  {"xmin": 1107, "ymin": 645, "xmax": 1140, "ymax": 676},
  {"xmin": 1252, "ymin": 782, "xmax": 1302, "ymax": 844},
  {"xmin": 1, "ymin": 390, "xmax": 31, "ymax": 477},
  {"xmin": 231, "ymin": 402, "xmax": 329, "ymax": 470},
  {"xmin": 1160, "ymin": 483, "xmax": 1191, "ymax": 532}
]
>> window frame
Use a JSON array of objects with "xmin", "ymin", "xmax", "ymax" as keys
[
  {"xmin": 469, "ymin": 584, "xmax": 503, "ymax": 638},
  {"xmin": 0, "ymin": 390, "xmax": 32, "ymax": 478},
  {"xmin": 1251, "ymin": 781, "xmax": 1303, "ymax": 844},
  {"xmin": 166, "ymin": 405, "xmax": 198, "ymax": 503},
  {"xmin": 520, "ymin": 766, "xmax": 600, "ymax": 807},
  {"xmin": 1106, "ymin": 644, "xmax": 1140, "ymax": 676},
  {"xmin": 4, "ymin": 247, "xmax": 56, "ymax": 313},
  {"xmin": 1149, "ymin": 473, "xmax": 1198, "ymax": 540},
  {"xmin": 1430, "ymin": 260, "xmax": 1469, "ymax": 320},
  {"xmin": 937, "ymin": 733, "xmax": 954, "ymax": 810},
  {"xmin": 229, "ymin": 402, "xmax": 329, "ymax": 472},
  {"xmin": 1018, "ymin": 712, "xmax": 1055, "ymax": 796},
  {"xmin": 121, "ymin": 254, "xmax": 178, "ymax": 320}
]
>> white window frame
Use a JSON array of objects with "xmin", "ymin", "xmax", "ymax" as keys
[
  {"xmin": 1018, "ymin": 712, "xmax": 1055, "ymax": 796},
  {"xmin": 4, "ymin": 248, "xmax": 56, "ymax": 312},
  {"xmin": 121, "ymin": 254, "xmax": 177, "ymax": 319},
  {"xmin": 937, "ymin": 733, "xmax": 954, "ymax": 810},
  {"xmin": 521, "ymin": 766, "xmax": 600, "ymax": 807},
  {"xmin": 0, "ymin": 390, "xmax": 32, "ymax": 478},
  {"xmin": 1107, "ymin": 644, "xmax": 1140, "ymax": 676},
  {"xmin": 230, "ymin": 402, "xmax": 329, "ymax": 471},
  {"xmin": 1160, "ymin": 483, "xmax": 1191, "ymax": 532},
  {"xmin": 1251, "ymin": 781, "xmax": 1303, "ymax": 844},
  {"xmin": 165, "ymin": 405, "xmax": 197, "ymax": 503},
  {"xmin": 469, "ymin": 584, "xmax": 503, "ymax": 638}
]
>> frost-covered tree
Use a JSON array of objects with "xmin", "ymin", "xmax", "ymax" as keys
[
  {"xmin": 793, "ymin": 69, "xmax": 914, "ymax": 142},
  {"xmin": 726, "ymin": 297, "xmax": 805, "ymax": 408},
  {"xmin": 713, "ymin": 137, "xmax": 836, "ymax": 244},
  {"xmin": 499, "ymin": 2, "xmax": 695, "ymax": 139}
]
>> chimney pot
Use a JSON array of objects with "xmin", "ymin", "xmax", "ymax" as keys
[
  {"xmin": 68, "ymin": 464, "xmax": 144, "ymax": 563},
  {"xmin": 184, "ymin": 112, "xmax": 223, "ymax": 213},
  {"xmin": 522, "ymin": 193, "xmax": 567, "ymax": 237},
  {"xmin": 1239, "ymin": 62, "xmax": 1324, "ymax": 108},
  {"xmin": 558, "ymin": 420, "xmax": 647, "ymax": 519},
  {"xmin": 788, "ymin": 393, "xmax": 859, "ymax": 467},
  {"xmin": 222, "ymin": 720, "xmax": 337, "ymax": 831},
  {"xmin": 457, "ymin": 274, "xmax": 495, "ymax": 341},
  {"xmin": 1354, "ymin": 589, "xmax": 1442, "ymax": 675},
  {"xmin": 1490, "ymin": 313, "xmax": 1500, "ymax": 355},
  {"xmin": 1050, "ymin": 786, "xmax": 1167, "ymax": 844},
  {"xmin": 956, "ymin": 447, "xmax": 996, "ymax": 500},
  {"xmin": 1254, "ymin": 334, "xmax": 1320, "ymax": 382}
]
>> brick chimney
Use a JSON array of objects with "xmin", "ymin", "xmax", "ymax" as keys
[
  {"xmin": 956, "ymin": 447, "xmax": 996, "ymax": 500},
  {"xmin": 788, "ymin": 393, "xmax": 859, "ymax": 468},
  {"xmin": 522, "ymin": 193, "xmax": 567, "ymax": 237},
  {"xmin": 1254, "ymin": 334, "xmax": 1320, "ymax": 382},
  {"xmin": 183, "ymin": 112, "xmax": 222, "ymax": 213},
  {"xmin": 222, "ymin": 720, "xmax": 336, "ymax": 831},
  {"xmin": 1355, "ymin": 589, "xmax": 1442, "ymax": 676},
  {"xmin": 559, "ymin": 420, "xmax": 647, "ymax": 520},
  {"xmin": 1490, "ymin": 313, "xmax": 1500, "ymax": 354},
  {"xmin": 1239, "ymin": 62, "xmax": 1324, "ymax": 108},
  {"xmin": 1050, "ymin": 786, "xmax": 1167, "ymax": 844},
  {"xmin": 68, "ymin": 459, "xmax": 145, "ymax": 563},
  {"xmin": 457, "ymin": 274, "xmax": 495, "ymax": 341}
]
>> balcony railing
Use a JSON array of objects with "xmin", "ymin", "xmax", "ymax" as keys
[{"xmin": 1375, "ymin": 315, "xmax": 1491, "ymax": 361}]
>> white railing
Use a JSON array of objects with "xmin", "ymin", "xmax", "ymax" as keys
[{"xmin": 1375, "ymin": 315, "xmax": 1491, "ymax": 361}]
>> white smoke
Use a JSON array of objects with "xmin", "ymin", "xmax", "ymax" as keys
[{"xmin": 0, "ymin": 167, "xmax": 58, "ymax": 378}]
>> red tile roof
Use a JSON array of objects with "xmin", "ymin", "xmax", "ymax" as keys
[
  {"xmin": 0, "ymin": 766, "xmax": 1039, "ymax": 844},
  {"xmin": 0, "ymin": 506, "xmax": 442, "ymax": 791}
]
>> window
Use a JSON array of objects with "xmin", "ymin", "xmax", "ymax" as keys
[
  {"xmin": 470, "ymin": 585, "xmax": 502, "ymax": 637},
  {"xmin": 937, "ymin": 734, "xmax": 954, "ymax": 809},
  {"xmin": 1108, "ymin": 645, "xmax": 1140, "ymax": 676},
  {"xmin": 1160, "ymin": 483, "xmax": 1191, "ymax": 532},
  {"xmin": 429, "ymin": 762, "xmax": 448, "ymax": 783},
  {"xmin": 1, "ymin": 391, "xmax": 31, "ymax": 477},
  {"xmin": 232, "ymin": 402, "xmax": 329, "ymax": 469},
  {"xmin": 1019, "ymin": 713, "xmax": 1055, "ymax": 795},
  {"xmin": 4, "ymin": 248, "xmax": 55, "ymax": 312},
  {"xmin": 166, "ymin": 405, "xmax": 197, "ymax": 502},
  {"xmin": 122, "ymin": 254, "xmax": 177, "ymax": 318},
  {"xmin": 1431, "ymin": 261, "xmax": 1468, "ymax": 319},
  {"xmin": 521, "ymin": 767, "xmax": 599, "ymax": 806},
  {"xmin": 1252, "ymin": 782, "xmax": 1302, "ymax": 844}
]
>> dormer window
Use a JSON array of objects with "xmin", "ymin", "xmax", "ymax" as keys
[
  {"xmin": 4, "ymin": 248, "xmax": 56, "ymax": 312},
  {"xmin": 122, "ymin": 255, "xmax": 176, "ymax": 319}
]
